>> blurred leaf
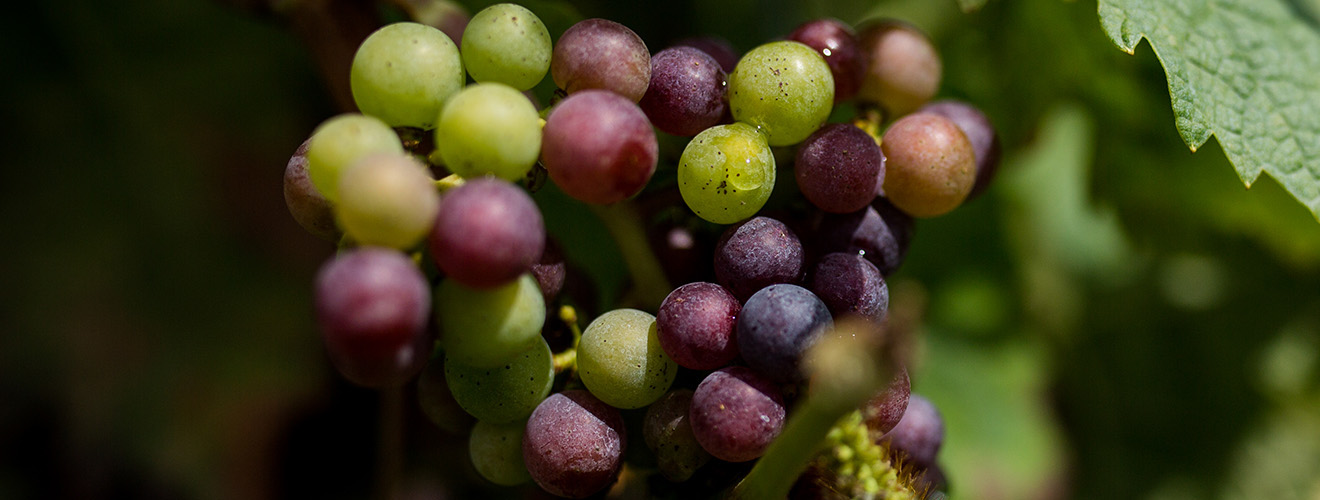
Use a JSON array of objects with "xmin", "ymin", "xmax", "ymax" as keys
[
  {"xmin": 1099, "ymin": 0, "xmax": 1320, "ymax": 220},
  {"xmin": 956, "ymin": 0, "xmax": 988, "ymax": 13}
]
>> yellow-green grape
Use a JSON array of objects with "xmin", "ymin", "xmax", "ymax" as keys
[
  {"xmin": 728, "ymin": 41, "xmax": 834, "ymax": 146},
  {"xmin": 306, "ymin": 114, "xmax": 403, "ymax": 202},
  {"xmin": 677, "ymin": 123, "xmax": 776, "ymax": 224},
  {"xmin": 350, "ymin": 22, "xmax": 464, "ymax": 129},
  {"xmin": 433, "ymin": 83, "xmax": 542, "ymax": 181},
  {"xmin": 577, "ymin": 309, "xmax": 677, "ymax": 409},
  {"xmin": 469, "ymin": 420, "xmax": 532, "ymax": 486},
  {"xmin": 462, "ymin": 3, "xmax": 552, "ymax": 90},
  {"xmin": 436, "ymin": 274, "xmax": 546, "ymax": 368},
  {"xmin": 335, "ymin": 153, "xmax": 438, "ymax": 250}
]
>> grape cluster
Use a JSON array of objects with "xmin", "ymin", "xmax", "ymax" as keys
[{"xmin": 283, "ymin": 3, "xmax": 996, "ymax": 498}]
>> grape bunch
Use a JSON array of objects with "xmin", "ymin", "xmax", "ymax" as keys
[{"xmin": 283, "ymin": 3, "xmax": 1000, "ymax": 498}]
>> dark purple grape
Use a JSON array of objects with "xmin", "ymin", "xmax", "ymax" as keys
[
  {"xmin": 656, "ymin": 282, "xmax": 741, "ymax": 370},
  {"xmin": 795, "ymin": 123, "xmax": 885, "ymax": 213},
  {"xmin": 530, "ymin": 238, "xmax": 566, "ymax": 303},
  {"xmin": 916, "ymin": 463, "xmax": 948, "ymax": 495},
  {"xmin": 643, "ymin": 389, "xmax": 711, "ymax": 482},
  {"xmin": 737, "ymin": 284, "xmax": 833, "ymax": 383},
  {"xmin": 416, "ymin": 356, "xmax": 475, "ymax": 435},
  {"xmin": 551, "ymin": 19, "xmax": 650, "ymax": 102},
  {"xmin": 522, "ymin": 390, "xmax": 626, "ymax": 498},
  {"xmin": 283, "ymin": 138, "xmax": 339, "ymax": 241},
  {"xmin": 788, "ymin": 19, "xmax": 864, "ymax": 103},
  {"xmin": 920, "ymin": 99, "xmax": 1002, "ymax": 200},
  {"xmin": 674, "ymin": 36, "xmax": 739, "ymax": 73},
  {"xmin": 714, "ymin": 217, "xmax": 805, "ymax": 301},
  {"xmin": 880, "ymin": 393, "xmax": 944, "ymax": 468},
  {"xmin": 813, "ymin": 198, "xmax": 914, "ymax": 276},
  {"xmin": 810, "ymin": 252, "xmax": 889, "ymax": 323},
  {"xmin": 428, "ymin": 178, "xmax": 544, "ymax": 289},
  {"xmin": 639, "ymin": 47, "xmax": 728, "ymax": 137},
  {"xmin": 861, "ymin": 365, "xmax": 910, "ymax": 436},
  {"xmin": 315, "ymin": 247, "xmax": 432, "ymax": 387},
  {"xmin": 689, "ymin": 366, "xmax": 786, "ymax": 462},
  {"xmin": 542, "ymin": 89, "xmax": 659, "ymax": 205}
]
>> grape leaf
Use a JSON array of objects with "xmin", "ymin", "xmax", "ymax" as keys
[{"xmin": 1098, "ymin": 0, "xmax": 1320, "ymax": 221}]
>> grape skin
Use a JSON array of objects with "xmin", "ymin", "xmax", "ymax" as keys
[
  {"xmin": 880, "ymin": 112, "xmax": 976, "ymax": 218},
  {"xmin": 638, "ymin": 46, "xmax": 728, "ymax": 137},
  {"xmin": 335, "ymin": 153, "xmax": 439, "ymax": 250},
  {"xmin": 689, "ymin": 366, "xmax": 786, "ymax": 462},
  {"xmin": 283, "ymin": 138, "xmax": 339, "ymax": 241},
  {"xmin": 541, "ymin": 89, "xmax": 658, "ymax": 204},
  {"xmin": 522, "ymin": 390, "xmax": 626, "ymax": 498},
  {"xmin": 551, "ymin": 18, "xmax": 651, "ymax": 102},
  {"xmin": 433, "ymin": 82, "xmax": 542, "ymax": 181},
  {"xmin": 728, "ymin": 40, "xmax": 834, "ymax": 146},
  {"xmin": 812, "ymin": 198, "xmax": 915, "ymax": 276},
  {"xmin": 794, "ymin": 123, "xmax": 885, "ymax": 214},
  {"xmin": 461, "ymin": 3, "xmax": 552, "ymax": 90},
  {"xmin": 862, "ymin": 365, "xmax": 911, "ymax": 437},
  {"xmin": 435, "ymin": 274, "xmax": 546, "ymax": 368},
  {"xmin": 655, "ymin": 282, "xmax": 741, "ymax": 370},
  {"xmin": 737, "ymin": 283, "xmax": 833, "ymax": 383},
  {"xmin": 857, "ymin": 21, "xmax": 941, "ymax": 117},
  {"xmin": 643, "ymin": 389, "xmax": 711, "ymax": 482},
  {"xmin": 674, "ymin": 35, "xmax": 739, "ymax": 73},
  {"xmin": 920, "ymin": 99, "xmax": 1002, "ymax": 200},
  {"xmin": 445, "ymin": 336, "xmax": 553, "ymax": 424},
  {"xmin": 677, "ymin": 123, "xmax": 776, "ymax": 224},
  {"xmin": 350, "ymin": 22, "xmax": 464, "ymax": 129},
  {"xmin": 809, "ymin": 252, "xmax": 889, "ymax": 323},
  {"xmin": 880, "ymin": 393, "xmax": 944, "ymax": 469},
  {"xmin": 427, "ymin": 177, "xmax": 544, "ymax": 289},
  {"xmin": 306, "ymin": 114, "xmax": 403, "ymax": 202},
  {"xmin": 469, "ymin": 420, "xmax": 532, "ymax": 486},
  {"xmin": 577, "ymin": 309, "xmax": 677, "ymax": 409},
  {"xmin": 788, "ymin": 18, "xmax": 864, "ymax": 103},
  {"xmin": 713, "ymin": 216, "xmax": 805, "ymax": 301}
]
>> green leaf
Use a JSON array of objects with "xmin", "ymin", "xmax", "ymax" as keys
[{"xmin": 1098, "ymin": 0, "xmax": 1320, "ymax": 221}]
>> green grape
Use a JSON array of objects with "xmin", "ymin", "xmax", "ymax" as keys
[
  {"xmin": 462, "ymin": 4, "xmax": 552, "ymax": 90},
  {"xmin": 577, "ymin": 309, "xmax": 676, "ymax": 409},
  {"xmin": 445, "ymin": 337, "xmax": 553, "ymax": 423},
  {"xmin": 306, "ymin": 114, "xmax": 403, "ymax": 202},
  {"xmin": 469, "ymin": 420, "xmax": 532, "ymax": 486},
  {"xmin": 350, "ymin": 22, "xmax": 464, "ymax": 129},
  {"xmin": 433, "ymin": 83, "xmax": 542, "ymax": 181},
  {"xmin": 728, "ymin": 41, "xmax": 834, "ymax": 146},
  {"xmin": 677, "ymin": 123, "xmax": 776, "ymax": 224},
  {"xmin": 335, "ymin": 153, "xmax": 438, "ymax": 250},
  {"xmin": 436, "ymin": 274, "xmax": 546, "ymax": 367}
]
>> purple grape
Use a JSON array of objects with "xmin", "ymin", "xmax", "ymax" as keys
[
  {"xmin": 643, "ymin": 389, "xmax": 711, "ymax": 482},
  {"xmin": 314, "ymin": 247, "xmax": 432, "ymax": 388},
  {"xmin": 522, "ymin": 390, "xmax": 626, "ymax": 498},
  {"xmin": 541, "ymin": 89, "xmax": 659, "ymax": 205},
  {"xmin": 639, "ymin": 47, "xmax": 728, "ymax": 137},
  {"xmin": 920, "ymin": 99, "xmax": 1002, "ymax": 200},
  {"xmin": 656, "ymin": 282, "xmax": 741, "ymax": 370},
  {"xmin": 794, "ymin": 123, "xmax": 885, "ymax": 213},
  {"xmin": 809, "ymin": 252, "xmax": 889, "ymax": 323},
  {"xmin": 861, "ymin": 365, "xmax": 910, "ymax": 436},
  {"xmin": 714, "ymin": 217, "xmax": 805, "ymax": 301},
  {"xmin": 674, "ymin": 36, "xmax": 739, "ymax": 73},
  {"xmin": 813, "ymin": 198, "xmax": 914, "ymax": 276},
  {"xmin": 428, "ymin": 178, "xmax": 544, "ymax": 289},
  {"xmin": 788, "ymin": 18, "xmax": 864, "ymax": 103},
  {"xmin": 737, "ymin": 284, "xmax": 833, "ymax": 383},
  {"xmin": 551, "ymin": 19, "xmax": 651, "ymax": 102},
  {"xmin": 689, "ymin": 366, "xmax": 786, "ymax": 462},
  {"xmin": 283, "ymin": 138, "xmax": 339, "ymax": 241},
  {"xmin": 880, "ymin": 393, "xmax": 944, "ymax": 468},
  {"xmin": 530, "ymin": 238, "xmax": 566, "ymax": 303}
]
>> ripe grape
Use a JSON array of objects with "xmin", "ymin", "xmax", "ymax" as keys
[
  {"xmin": 674, "ymin": 35, "xmax": 739, "ymax": 73},
  {"xmin": 469, "ymin": 420, "xmax": 532, "ymax": 486},
  {"xmin": 713, "ymin": 216, "xmax": 805, "ymax": 301},
  {"xmin": 335, "ymin": 153, "xmax": 439, "ymax": 250},
  {"xmin": 445, "ymin": 336, "xmax": 553, "ymax": 424},
  {"xmin": 737, "ymin": 283, "xmax": 833, "ymax": 383},
  {"xmin": 920, "ymin": 99, "xmax": 1002, "ymax": 199},
  {"xmin": 427, "ymin": 177, "xmax": 544, "ymax": 288},
  {"xmin": 643, "ymin": 389, "xmax": 711, "ymax": 482},
  {"xmin": 881, "ymin": 112, "xmax": 975, "ymax": 217},
  {"xmin": 689, "ymin": 366, "xmax": 786, "ymax": 462},
  {"xmin": 655, "ymin": 282, "xmax": 740, "ymax": 370},
  {"xmin": 577, "ymin": 309, "xmax": 677, "ymax": 409},
  {"xmin": 638, "ymin": 46, "xmax": 728, "ymax": 137},
  {"xmin": 283, "ymin": 138, "xmax": 339, "ymax": 241},
  {"xmin": 880, "ymin": 393, "xmax": 944, "ymax": 469},
  {"xmin": 306, "ymin": 114, "xmax": 403, "ymax": 202},
  {"xmin": 813, "ymin": 199, "xmax": 915, "ymax": 276},
  {"xmin": 529, "ymin": 238, "xmax": 566, "ymax": 303},
  {"xmin": 794, "ymin": 123, "xmax": 885, "ymax": 214},
  {"xmin": 435, "ymin": 274, "xmax": 546, "ymax": 368},
  {"xmin": 350, "ymin": 22, "xmax": 464, "ymax": 129},
  {"xmin": 461, "ymin": 3, "xmax": 551, "ymax": 90},
  {"xmin": 433, "ymin": 82, "xmax": 542, "ymax": 181},
  {"xmin": 314, "ymin": 247, "xmax": 432, "ymax": 388},
  {"xmin": 541, "ymin": 89, "xmax": 658, "ymax": 204},
  {"xmin": 862, "ymin": 365, "xmax": 910, "ymax": 436},
  {"xmin": 551, "ymin": 18, "xmax": 651, "ymax": 101},
  {"xmin": 788, "ymin": 18, "xmax": 863, "ymax": 103},
  {"xmin": 809, "ymin": 252, "xmax": 888, "ymax": 323},
  {"xmin": 728, "ymin": 40, "xmax": 834, "ymax": 146},
  {"xmin": 522, "ymin": 390, "xmax": 626, "ymax": 498},
  {"xmin": 858, "ymin": 21, "xmax": 941, "ymax": 116},
  {"xmin": 677, "ymin": 122, "xmax": 776, "ymax": 224}
]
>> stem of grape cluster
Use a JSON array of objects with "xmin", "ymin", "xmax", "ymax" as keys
[{"xmin": 589, "ymin": 202, "xmax": 672, "ymax": 308}]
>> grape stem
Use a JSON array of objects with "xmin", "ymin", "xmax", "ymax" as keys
[
  {"xmin": 551, "ymin": 305, "xmax": 582, "ymax": 373},
  {"xmin": 589, "ymin": 202, "xmax": 672, "ymax": 308}
]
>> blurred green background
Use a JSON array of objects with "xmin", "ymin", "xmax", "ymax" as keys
[{"xmin": 2, "ymin": 0, "xmax": 1318, "ymax": 499}]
